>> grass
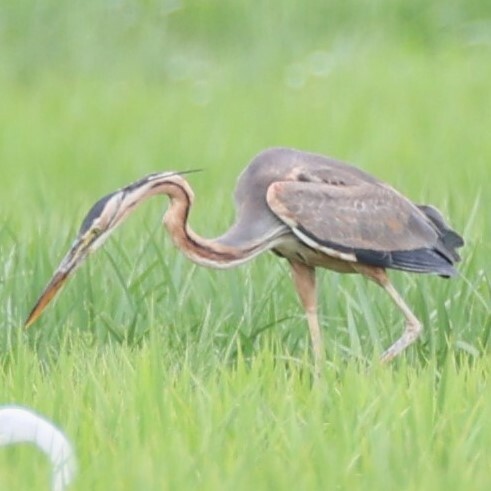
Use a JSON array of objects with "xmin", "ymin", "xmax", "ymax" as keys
[
  {"xmin": 2, "ymin": 344, "xmax": 491, "ymax": 490},
  {"xmin": 1, "ymin": 1, "xmax": 491, "ymax": 489}
]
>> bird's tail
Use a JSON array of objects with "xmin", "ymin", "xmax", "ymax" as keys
[{"xmin": 417, "ymin": 205, "xmax": 464, "ymax": 263}]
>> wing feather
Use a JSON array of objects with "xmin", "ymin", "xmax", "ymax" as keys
[
  {"xmin": 266, "ymin": 180, "xmax": 463, "ymax": 275},
  {"xmin": 266, "ymin": 181, "xmax": 438, "ymax": 252}
]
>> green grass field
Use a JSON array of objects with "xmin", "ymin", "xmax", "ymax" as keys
[{"xmin": 1, "ymin": 1, "xmax": 490, "ymax": 489}]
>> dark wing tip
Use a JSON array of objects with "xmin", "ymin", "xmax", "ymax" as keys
[
  {"xmin": 295, "ymin": 223, "xmax": 459, "ymax": 276},
  {"xmin": 417, "ymin": 204, "xmax": 464, "ymax": 260},
  {"xmin": 442, "ymin": 229, "xmax": 464, "ymax": 249},
  {"xmin": 390, "ymin": 249, "xmax": 459, "ymax": 276},
  {"xmin": 355, "ymin": 247, "xmax": 458, "ymax": 276}
]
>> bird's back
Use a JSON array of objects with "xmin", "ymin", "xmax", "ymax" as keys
[
  {"xmin": 234, "ymin": 147, "xmax": 380, "ymax": 202},
  {"xmin": 220, "ymin": 147, "xmax": 464, "ymax": 276},
  {"xmin": 218, "ymin": 148, "xmax": 379, "ymax": 246}
]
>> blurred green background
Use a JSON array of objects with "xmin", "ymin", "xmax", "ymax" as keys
[
  {"xmin": 1, "ymin": 2, "xmax": 491, "ymax": 490},
  {"xmin": 1, "ymin": 0, "xmax": 490, "ymax": 222}
]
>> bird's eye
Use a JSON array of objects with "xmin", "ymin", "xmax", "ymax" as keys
[{"xmin": 86, "ymin": 227, "xmax": 101, "ymax": 242}]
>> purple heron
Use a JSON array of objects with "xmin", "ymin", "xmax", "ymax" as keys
[{"xmin": 25, "ymin": 148, "xmax": 464, "ymax": 370}]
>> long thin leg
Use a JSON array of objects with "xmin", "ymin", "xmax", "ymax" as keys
[
  {"xmin": 379, "ymin": 281, "xmax": 423, "ymax": 362},
  {"xmin": 355, "ymin": 265, "xmax": 422, "ymax": 362},
  {"xmin": 289, "ymin": 260, "xmax": 324, "ymax": 376}
]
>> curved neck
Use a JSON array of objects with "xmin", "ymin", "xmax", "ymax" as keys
[{"xmin": 156, "ymin": 179, "xmax": 270, "ymax": 269}]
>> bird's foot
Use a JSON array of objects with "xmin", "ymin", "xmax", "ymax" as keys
[{"xmin": 380, "ymin": 320, "xmax": 422, "ymax": 363}]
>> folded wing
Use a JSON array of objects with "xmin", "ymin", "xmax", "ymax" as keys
[{"xmin": 266, "ymin": 179, "xmax": 463, "ymax": 276}]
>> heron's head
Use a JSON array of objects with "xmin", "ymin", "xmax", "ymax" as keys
[{"xmin": 24, "ymin": 170, "xmax": 190, "ymax": 328}]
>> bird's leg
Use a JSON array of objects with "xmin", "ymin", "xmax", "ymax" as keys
[
  {"xmin": 289, "ymin": 260, "xmax": 324, "ymax": 377},
  {"xmin": 355, "ymin": 266, "xmax": 422, "ymax": 363},
  {"xmin": 379, "ymin": 279, "xmax": 423, "ymax": 362}
]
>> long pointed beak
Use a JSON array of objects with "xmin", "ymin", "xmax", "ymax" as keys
[
  {"xmin": 24, "ymin": 242, "xmax": 88, "ymax": 329},
  {"xmin": 24, "ymin": 270, "xmax": 71, "ymax": 328}
]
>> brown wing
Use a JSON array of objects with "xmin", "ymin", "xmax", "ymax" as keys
[{"xmin": 266, "ymin": 180, "xmax": 458, "ymax": 275}]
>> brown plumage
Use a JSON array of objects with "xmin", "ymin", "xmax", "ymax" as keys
[{"xmin": 25, "ymin": 148, "xmax": 464, "ymax": 373}]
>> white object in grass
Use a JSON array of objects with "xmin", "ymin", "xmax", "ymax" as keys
[{"xmin": 0, "ymin": 405, "xmax": 76, "ymax": 491}]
